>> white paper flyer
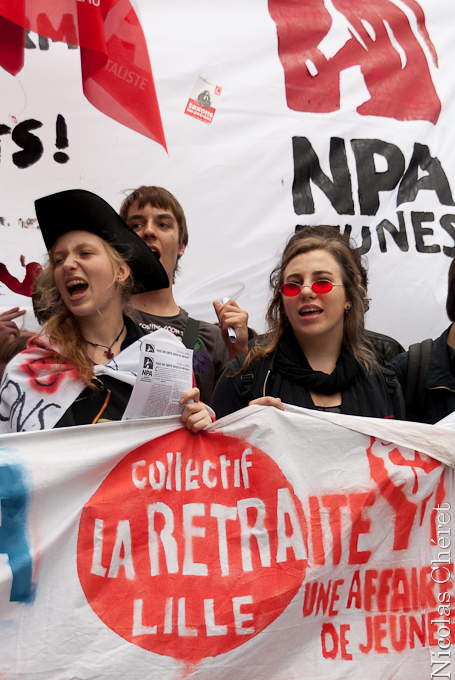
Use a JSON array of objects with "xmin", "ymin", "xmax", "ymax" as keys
[{"xmin": 122, "ymin": 329, "xmax": 193, "ymax": 420}]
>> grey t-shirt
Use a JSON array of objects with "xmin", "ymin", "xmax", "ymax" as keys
[{"xmin": 133, "ymin": 307, "xmax": 229, "ymax": 405}]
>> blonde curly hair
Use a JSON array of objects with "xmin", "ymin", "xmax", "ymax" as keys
[{"xmin": 33, "ymin": 239, "xmax": 135, "ymax": 387}]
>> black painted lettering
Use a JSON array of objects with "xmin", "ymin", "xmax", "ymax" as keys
[
  {"xmin": 292, "ymin": 137, "xmax": 354, "ymax": 215},
  {"xmin": 12, "ymin": 120, "xmax": 43, "ymax": 169},
  {"xmin": 54, "ymin": 114, "xmax": 69, "ymax": 164},
  {"xmin": 439, "ymin": 214, "xmax": 455, "ymax": 257},
  {"xmin": 411, "ymin": 212, "xmax": 440, "ymax": 253},
  {"xmin": 397, "ymin": 143, "xmax": 455, "ymax": 208},
  {"xmin": 351, "ymin": 139, "xmax": 405, "ymax": 216},
  {"xmin": 358, "ymin": 226, "xmax": 372, "ymax": 255},
  {"xmin": 376, "ymin": 211, "xmax": 409, "ymax": 252},
  {"xmin": 25, "ymin": 30, "xmax": 36, "ymax": 49},
  {"xmin": 25, "ymin": 29, "xmax": 77, "ymax": 50},
  {"xmin": 39, "ymin": 35, "xmax": 50, "ymax": 51}
]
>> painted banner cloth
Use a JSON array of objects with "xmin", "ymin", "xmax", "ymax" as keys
[
  {"xmin": 0, "ymin": 0, "xmax": 166, "ymax": 146},
  {"xmin": 1, "ymin": 406, "xmax": 454, "ymax": 678}
]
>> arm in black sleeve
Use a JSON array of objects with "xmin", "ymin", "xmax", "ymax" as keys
[
  {"xmin": 388, "ymin": 350, "xmax": 409, "ymax": 393},
  {"xmin": 210, "ymin": 356, "xmax": 250, "ymax": 419}
]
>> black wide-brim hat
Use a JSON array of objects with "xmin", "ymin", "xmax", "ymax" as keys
[{"xmin": 34, "ymin": 189, "xmax": 169, "ymax": 293}]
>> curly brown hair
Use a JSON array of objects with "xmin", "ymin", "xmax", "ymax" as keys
[
  {"xmin": 245, "ymin": 231, "xmax": 375, "ymax": 373},
  {"xmin": 33, "ymin": 239, "xmax": 135, "ymax": 387}
]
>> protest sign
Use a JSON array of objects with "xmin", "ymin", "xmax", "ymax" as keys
[
  {"xmin": 0, "ymin": 405, "xmax": 454, "ymax": 678},
  {"xmin": 0, "ymin": 0, "xmax": 453, "ymax": 346}
]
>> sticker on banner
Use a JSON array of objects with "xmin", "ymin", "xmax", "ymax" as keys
[
  {"xmin": 77, "ymin": 429, "xmax": 308, "ymax": 665},
  {"xmin": 184, "ymin": 75, "xmax": 222, "ymax": 125}
]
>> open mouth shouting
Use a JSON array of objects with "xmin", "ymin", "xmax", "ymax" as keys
[
  {"xmin": 66, "ymin": 278, "xmax": 88, "ymax": 300},
  {"xmin": 299, "ymin": 305, "xmax": 322, "ymax": 318},
  {"xmin": 148, "ymin": 246, "xmax": 161, "ymax": 260}
]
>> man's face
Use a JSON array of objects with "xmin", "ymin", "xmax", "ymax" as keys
[{"xmin": 126, "ymin": 201, "xmax": 185, "ymax": 282}]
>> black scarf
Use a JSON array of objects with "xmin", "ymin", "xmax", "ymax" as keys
[
  {"xmin": 257, "ymin": 329, "xmax": 398, "ymax": 417},
  {"xmin": 274, "ymin": 327, "xmax": 359, "ymax": 394}
]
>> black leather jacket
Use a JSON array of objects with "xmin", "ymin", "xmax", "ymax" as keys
[
  {"xmin": 365, "ymin": 330, "xmax": 404, "ymax": 366},
  {"xmin": 212, "ymin": 350, "xmax": 405, "ymax": 420},
  {"xmin": 391, "ymin": 326, "xmax": 455, "ymax": 424}
]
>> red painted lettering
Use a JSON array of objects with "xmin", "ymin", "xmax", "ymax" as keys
[
  {"xmin": 364, "ymin": 570, "xmax": 378, "ymax": 611},
  {"xmin": 348, "ymin": 492, "xmax": 374, "ymax": 564},
  {"xmin": 420, "ymin": 566, "xmax": 437, "ymax": 609},
  {"xmin": 340, "ymin": 624, "xmax": 352, "ymax": 660},
  {"xmin": 329, "ymin": 579, "xmax": 344, "ymax": 616},
  {"xmin": 390, "ymin": 568, "xmax": 411, "ymax": 612},
  {"xmin": 377, "ymin": 569, "xmax": 393, "ymax": 612},
  {"xmin": 302, "ymin": 581, "xmax": 317, "ymax": 617},
  {"xmin": 359, "ymin": 616, "xmax": 373, "ymax": 653},
  {"xmin": 315, "ymin": 580, "xmax": 331, "ymax": 616},
  {"xmin": 309, "ymin": 496, "xmax": 325, "ymax": 565},
  {"xmin": 373, "ymin": 615, "xmax": 388, "ymax": 653},
  {"xmin": 409, "ymin": 615, "xmax": 426, "ymax": 648},
  {"xmin": 322, "ymin": 494, "xmax": 347, "ymax": 566},
  {"xmin": 346, "ymin": 570, "xmax": 362, "ymax": 610},
  {"xmin": 321, "ymin": 623, "xmax": 338, "ymax": 659},
  {"xmin": 389, "ymin": 614, "xmax": 407, "ymax": 651}
]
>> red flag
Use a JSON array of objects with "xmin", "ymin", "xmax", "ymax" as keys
[{"xmin": 0, "ymin": 0, "xmax": 166, "ymax": 149}]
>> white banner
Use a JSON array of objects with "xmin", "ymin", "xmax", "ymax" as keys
[
  {"xmin": 0, "ymin": 0, "xmax": 453, "ymax": 346},
  {"xmin": 0, "ymin": 406, "xmax": 454, "ymax": 678}
]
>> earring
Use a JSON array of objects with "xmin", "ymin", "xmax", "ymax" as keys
[{"xmin": 345, "ymin": 303, "xmax": 351, "ymax": 311}]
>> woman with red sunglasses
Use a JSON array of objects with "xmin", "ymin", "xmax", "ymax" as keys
[{"xmin": 211, "ymin": 231, "xmax": 404, "ymax": 419}]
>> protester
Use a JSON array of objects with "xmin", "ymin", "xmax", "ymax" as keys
[
  {"xmin": 391, "ymin": 256, "xmax": 455, "ymax": 423},
  {"xmin": 119, "ymin": 186, "xmax": 249, "ymax": 403},
  {"xmin": 211, "ymin": 231, "xmax": 405, "ymax": 419},
  {"xmin": 0, "ymin": 307, "xmax": 27, "ymax": 343},
  {"xmin": 0, "ymin": 190, "xmax": 212, "ymax": 433},
  {"xmin": 0, "ymin": 330, "xmax": 35, "ymax": 380},
  {"xmin": 295, "ymin": 225, "xmax": 404, "ymax": 365}
]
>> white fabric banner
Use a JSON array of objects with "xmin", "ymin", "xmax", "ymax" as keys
[
  {"xmin": 0, "ymin": 0, "xmax": 453, "ymax": 346},
  {"xmin": 0, "ymin": 406, "xmax": 454, "ymax": 678}
]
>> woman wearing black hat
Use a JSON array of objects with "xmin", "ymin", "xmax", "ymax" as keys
[{"xmin": 0, "ymin": 190, "xmax": 212, "ymax": 433}]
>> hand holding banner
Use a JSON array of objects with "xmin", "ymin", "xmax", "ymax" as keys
[{"xmin": 0, "ymin": 406, "xmax": 453, "ymax": 677}]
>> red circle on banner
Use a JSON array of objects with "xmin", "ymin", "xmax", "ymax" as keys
[{"xmin": 77, "ymin": 430, "xmax": 308, "ymax": 663}]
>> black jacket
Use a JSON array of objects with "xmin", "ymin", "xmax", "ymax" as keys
[
  {"xmin": 364, "ymin": 330, "xmax": 404, "ymax": 366},
  {"xmin": 212, "ymin": 350, "xmax": 405, "ymax": 420},
  {"xmin": 391, "ymin": 326, "xmax": 455, "ymax": 424},
  {"xmin": 250, "ymin": 330, "xmax": 404, "ymax": 367}
]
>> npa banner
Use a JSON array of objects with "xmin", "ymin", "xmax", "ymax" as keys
[
  {"xmin": 0, "ymin": 0, "xmax": 454, "ymax": 347},
  {"xmin": 0, "ymin": 406, "xmax": 454, "ymax": 679}
]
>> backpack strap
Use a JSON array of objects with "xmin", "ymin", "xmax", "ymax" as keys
[
  {"xmin": 240, "ymin": 372, "xmax": 256, "ymax": 401},
  {"xmin": 182, "ymin": 317, "xmax": 200, "ymax": 389},
  {"xmin": 379, "ymin": 365, "xmax": 399, "ymax": 395},
  {"xmin": 405, "ymin": 339, "xmax": 433, "ymax": 421},
  {"xmin": 182, "ymin": 317, "xmax": 200, "ymax": 350}
]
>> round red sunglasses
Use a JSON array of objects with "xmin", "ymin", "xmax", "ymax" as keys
[{"xmin": 280, "ymin": 280, "xmax": 343, "ymax": 296}]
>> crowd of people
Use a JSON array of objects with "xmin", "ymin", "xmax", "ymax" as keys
[{"xmin": 0, "ymin": 185, "xmax": 453, "ymax": 432}]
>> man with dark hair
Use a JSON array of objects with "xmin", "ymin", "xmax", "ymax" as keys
[
  {"xmin": 391, "ymin": 257, "xmax": 455, "ymax": 423},
  {"xmin": 120, "ymin": 186, "xmax": 249, "ymax": 404}
]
